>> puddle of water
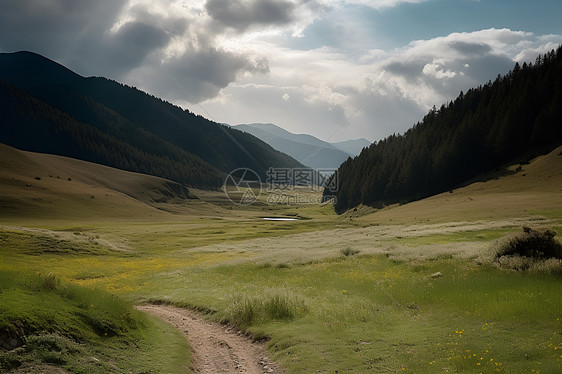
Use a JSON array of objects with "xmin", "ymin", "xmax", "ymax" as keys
[{"xmin": 261, "ymin": 217, "xmax": 299, "ymax": 221}]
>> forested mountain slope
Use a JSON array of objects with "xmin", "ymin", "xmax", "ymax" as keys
[
  {"xmin": 0, "ymin": 51, "xmax": 304, "ymax": 188},
  {"xmin": 326, "ymin": 46, "xmax": 562, "ymax": 212}
]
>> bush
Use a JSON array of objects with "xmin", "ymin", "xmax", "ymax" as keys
[
  {"xmin": 496, "ymin": 227, "xmax": 562, "ymax": 259},
  {"xmin": 493, "ymin": 227, "xmax": 562, "ymax": 273},
  {"xmin": 341, "ymin": 248, "xmax": 360, "ymax": 257}
]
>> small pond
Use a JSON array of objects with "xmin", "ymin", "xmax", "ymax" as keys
[{"xmin": 261, "ymin": 217, "xmax": 299, "ymax": 221}]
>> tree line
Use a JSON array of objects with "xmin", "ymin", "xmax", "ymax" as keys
[{"xmin": 326, "ymin": 46, "xmax": 562, "ymax": 213}]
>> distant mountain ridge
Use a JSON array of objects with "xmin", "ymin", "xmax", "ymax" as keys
[
  {"xmin": 0, "ymin": 51, "xmax": 305, "ymax": 188},
  {"xmin": 326, "ymin": 46, "xmax": 562, "ymax": 213},
  {"xmin": 331, "ymin": 138, "xmax": 371, "ymax": 157},
  {"xmin": 234, "ymin": 123, "xmax": 369, "ymax": 170}
]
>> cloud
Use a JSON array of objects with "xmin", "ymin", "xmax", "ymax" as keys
[
  {"xmin": 195, "ymin": 28, "xmax": 562, "ymax": 142},
  {"xmin": 448, "ymin": 41, "xmax": 492, "ymax": 56},
  {"xmin": 205, "ymin": 0, "xmax": 298, "ymax": 32},
  {"xmin": 0, "ymin": 0, "xmax": 172, "ymax": 77},
  {"xmin": 0, "ymin": 0, "xmax": 127, "ymax": 57},
  {"xmin": 0, "ymin": 0, "xmax": 275, "ymax": 101},
  {"xmin": 202, "ymin": 82, "xmax": 350, "ymax": 139},
  {"xmin": 513, "ymin": 35, "xmax": 562, "ymax": 63},
  {"xmin": 129, "ymin": 47, "xmax": 270, "ymax": 103},
  {"xmin": 373, "ymin": 28, "xmax": 549, "ymax": 109},
  {"xmin": 69, "ymin": 21, "xmax": 172, "ymax": 76},
  {"xmin": 422, "ymin": 62, "xmax": 457, "ymax": 79},
  {"xmin": 342, "ymin": 0, "xmax": 426, "ymax": 10},
  {"xmin": 1, "ymin": 1, "xmax": 561, "ymax": 143}
]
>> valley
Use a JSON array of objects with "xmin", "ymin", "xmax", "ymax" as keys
[
  {"xmin": 1, "ymin": 45, "xmax": 561, "ymax": 373},
  {"xmin": 1, "ymin": 144, "xmax": 561, "ymax": 373}
]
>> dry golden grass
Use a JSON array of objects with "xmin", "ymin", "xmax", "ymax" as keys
[
  {"xmin": 351, "ymin": 145, "xmax": 562, "ymax": 225},
  {"xmin": 186, "ymin": 216, "xmax": 556, "ymax": 266},
  {"xmin": 0, "ymin": 144, "xmax": 233, "ymax": 222}
]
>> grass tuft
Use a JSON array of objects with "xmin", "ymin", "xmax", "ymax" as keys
[
  {"xmin": 223, "ymin": 292, "xmax": 308, "ymax": 328},
  {"xmin": 40, "ymin": 273, "xmax": 59, "ymax": 291}
]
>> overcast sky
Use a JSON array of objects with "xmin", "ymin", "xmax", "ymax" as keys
[{"xmin": 1, "ymin": 0, "xmax": 561, "ymax": 142}]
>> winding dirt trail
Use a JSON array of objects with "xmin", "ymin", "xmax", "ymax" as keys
[{"xmin": 136, "ymin": 304, "xmax": 283, "ymax": 374}]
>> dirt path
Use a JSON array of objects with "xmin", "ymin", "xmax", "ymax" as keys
[{"xmin": 136, "ymin": 304, "xmax": 283, "ymax": 374}]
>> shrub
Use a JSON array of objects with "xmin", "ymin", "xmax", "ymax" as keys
[
  {"xmin": 496, "ymin": 227, "xmax": 562, "ymax": 259},
  {"xmin": 37, "ymin": 351, "xmax": 66, "ymax": 365},
  {"xmin": 494, "ymin": 227, "xmax": 562, "ymax": 273},
  {"xmin": 341, "ymin": 248, "xmax": 360, "ymax": 257}
]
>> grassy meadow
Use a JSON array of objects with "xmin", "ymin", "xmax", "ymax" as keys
[{"xmin": 1, "ymin": 146, "xmax": 562, "ymax": 373}]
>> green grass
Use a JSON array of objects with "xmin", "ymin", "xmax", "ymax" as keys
[
  {"xmin": 2, "ymin": 213, "xmax": 562, "ymax": 373},
  {"xmin": 0, "ymin": 270, "xmax": 190, "ymax": 373},
  {"xmin": 221, "ymin": 292, "xmax": 308, "ymax": 328},
  {"xmin": 0, "ymin": 229, "xmax": 115, "ymax": 256},
  {"xmin": 127, "ymin": 253, "xmax": 561, "ymax": 373},
  {"xmin": 2, "ymin": 130, "xmax": 561, "ymax": 372}
]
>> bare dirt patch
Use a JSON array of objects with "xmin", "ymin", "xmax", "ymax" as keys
[{"xmin": 136, "ymin": 304, "xmax": 283, "ymax": 374}]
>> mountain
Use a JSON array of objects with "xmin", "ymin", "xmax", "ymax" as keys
[
  {"xmin": 331, "ymin": 139, "xmax": 370, "ymax": 157},
  {"xmin": 325, "ymin": 46, "xmax": 562, "ymax": 213},
  {"xmin": 0, "ymin": 51, "xmax": 305, "ymax": 188},
  {"xmin": 234, "ymin": 123, "xmax": 367, "ymax": 170}
]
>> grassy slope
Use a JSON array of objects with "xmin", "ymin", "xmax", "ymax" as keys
[
  {"xmin": 0, "ymin": 268, "xmax": 191, "ymax": 373},
  {"xmin": 0, "ymin": 143, "xmax": 226, "ymax": 221},
  {"xmin": 1, "ymin": 145, "xmax": 561, "ymax": 373},
  {"xmin": 350, "ymin": 145, "xmax": 562, "ymax": 225}
]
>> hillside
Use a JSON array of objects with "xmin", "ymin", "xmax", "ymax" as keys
[
  {"xmin": 348, "ymin": 145, "xmax": 562, "ymax": 225},
  {"xmin": 326, "ymin": 46, "xmax": 562, "ymax": 212},
  {"xmin": 0, "ymin": 143, "xmax": 227, "ymax": 220},
  {"xmin": 0, "ymin": 51, "xmax": 305, "ymax": 188},
  {"xmin": 234, "ymin": 123, "xmax": 366, "ymax": 170}
]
